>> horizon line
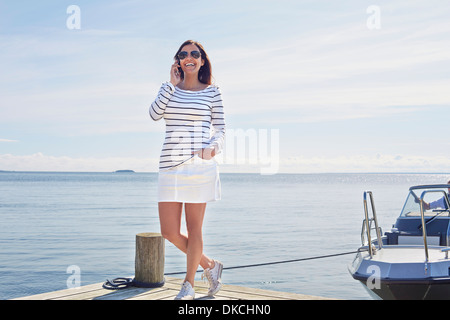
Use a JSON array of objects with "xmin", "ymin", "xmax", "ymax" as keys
[{"xmin": 1, "ymin": 170, "xmax": 449, "ymax": 175}]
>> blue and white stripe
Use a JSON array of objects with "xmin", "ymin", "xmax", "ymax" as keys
[{"xmin": 150, "ymin": 82, "xmax": 226, "ymax": 170}]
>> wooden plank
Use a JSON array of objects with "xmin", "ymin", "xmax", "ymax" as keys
[
  {"xmin": 127, "ymin": 288, "xmax": 180, "ymax": 300},
  {"xmin": 213, "ymin": 284, "xmax": 328, "ymax": 300},
  {"xmin": 55, "ymin": 286, "xmax": 163, "ymax": 301},
  {"xmin": 12, "ymin": 276, "xmax": 335, "ymax": 300},
  {"xmin": 11, "ymin": 282, "xmax": 105, "ymax": 300},
  {"xmin": 164, "ymin": 277, "xmax": 330, "ymax": 300}
]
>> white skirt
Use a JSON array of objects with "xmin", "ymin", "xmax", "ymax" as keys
[{"xmin": 158, "ymin": 155, "xmax": 221, "ymax": 203}]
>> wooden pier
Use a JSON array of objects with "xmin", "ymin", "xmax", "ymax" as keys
[
  {"xmin": 12, "ymin": 233, "xmax": 335, "ymax": 300},
  {"xmin": 13, "ymin": 276, "xmax": 334, "ymax": 300}
]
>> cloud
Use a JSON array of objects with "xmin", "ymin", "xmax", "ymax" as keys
[
  {"xmin": 2, "ymin": 0, "xmax": 449, "ymax": 136},
  {"xmin": 1, "ymin": 79, "xmax": 163, "ymax": 134},
  {"xmin": 0, "ymin": 29, "xmax": 169, "ymax": 134},
  {"xmin": 0, "ymin": 139, "xmax": 18, "ymax": 143},
  {"xmin": 1, "ymin": 0, "xmax": 449, "ymax": 173},
  {"xmin": 278, "ymin": 154, "xmax": 450, "ymax": 173},
  {"xmin": 213, "ymin": 4, "xmax": 450, "ymax": 123},
  {"xmin": 0, "ymin": 153, "xmax": 158, "ymax": 172},
  {"xmin": 1, "ymin": 152, "xmax": 449, "ymax": 174}
]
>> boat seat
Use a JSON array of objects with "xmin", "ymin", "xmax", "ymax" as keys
[
  {"xmin": 386, "ymin": 231, "xmax": 446, "ymax": 246},
  {"xmin": 397, "ymin": 235, "xmax": 440, "ymax": 245},
  {"xmin": 386, "ymin": 218, "xmax": 450, "ymax": 246}
]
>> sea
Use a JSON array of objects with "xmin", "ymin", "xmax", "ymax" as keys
[{"xmin": 1, "ymin": 171, "xmax": 449, "ymax": 300}]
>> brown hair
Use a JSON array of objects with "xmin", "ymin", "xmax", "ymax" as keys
[{"xmin": 174, "ymin": 40, "xmax": 212, "ymax": 85}]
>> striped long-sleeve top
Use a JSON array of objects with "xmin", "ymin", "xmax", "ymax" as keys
[{"xmin": 149, "ymin": 82, "xmax": 226, "ymax": 171}]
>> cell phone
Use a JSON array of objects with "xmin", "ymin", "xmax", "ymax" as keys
[{"xmin": 176, "ymin": 59, "xmax": 182, "ymax": 76}]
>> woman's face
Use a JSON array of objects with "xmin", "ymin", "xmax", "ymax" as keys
[{"xmin": 178, "ymin": 44, "xmax": 204, "ymax": 76}]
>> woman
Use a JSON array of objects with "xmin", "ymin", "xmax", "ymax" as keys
[{"xmin": 149, "ymin": 40, "xmax": 225, "ymax": 300}]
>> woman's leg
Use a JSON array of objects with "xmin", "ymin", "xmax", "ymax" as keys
[
  {"xmin": 184, "ymin": 202, "xmax": 210, "ymax": 286},
  {"xmin": 159, "ymin": 202, "xmax": 184, "ymax": 249},
  {"xmin": 158, "ymin": 202, "xmax": 214, "ymax": 282}
]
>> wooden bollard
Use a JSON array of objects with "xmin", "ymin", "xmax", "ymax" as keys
[{"xmin": 134, "ymin": 232, "xmax": 165, "ymax": 288}]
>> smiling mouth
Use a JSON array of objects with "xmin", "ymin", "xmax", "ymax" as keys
[{"xmin": 185, "ymin": 63, "xmax": 195, "ymax": 67}]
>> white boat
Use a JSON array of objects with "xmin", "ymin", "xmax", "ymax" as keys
[{"xmin": 348, "ymin": 184, "xmax": 450, "ymax": 300}]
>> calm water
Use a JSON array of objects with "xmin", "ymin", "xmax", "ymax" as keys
[{"xmin": 1, "ymin": 171, "xmax": 449, "ymax": 300}]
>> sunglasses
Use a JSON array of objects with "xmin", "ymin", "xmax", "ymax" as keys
[{"xmin": 177, "ymin": 50, "xmax": 201, "ymax": 60}]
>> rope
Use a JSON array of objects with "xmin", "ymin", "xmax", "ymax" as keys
[
  {"xmin": 102, "ymin": 250, "xmax": 357, "ymax": 289},
  {"xmin": 102, "ymin": 277, "xmax": 135, "ymax": 290},
  {"xmin": 165, "ymin": 250, "xmax": 358, "ymax": 275}
]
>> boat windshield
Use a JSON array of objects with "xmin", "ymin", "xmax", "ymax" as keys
[{"xmin": 400, "ymin": 189, "xmax": 450, "ymax": 217}]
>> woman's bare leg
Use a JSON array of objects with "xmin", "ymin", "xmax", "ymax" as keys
[
  {"xmin": 158, "ymin": 202, "xmax": 214, "ymax": 285},
  {"xmin": 184, "ymin": 202, "xmax": 208, "ymax": 285}
]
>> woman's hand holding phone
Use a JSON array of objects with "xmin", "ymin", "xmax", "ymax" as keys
[{"xmin": 170, "ymin": 60, "xmax": 182, "ymax": 87}]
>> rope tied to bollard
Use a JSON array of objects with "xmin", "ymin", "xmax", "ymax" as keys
[{"xmin": 102, "ymin": 250, "xmax": 358, "ymax": 290}]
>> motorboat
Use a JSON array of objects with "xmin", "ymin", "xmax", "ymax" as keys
[{"xmin": 348, "ymin": 184, "xmax": 450, "ymax": 300}]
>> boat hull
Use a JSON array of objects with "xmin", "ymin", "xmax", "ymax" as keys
[
  {"xmin": 349, "ymin": 246, "xmax": 450, "ymax": 300},
  {"xmin": 353, "ymin": 274, "xmax": 450, "ymax": 300}
]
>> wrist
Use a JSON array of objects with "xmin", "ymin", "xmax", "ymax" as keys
[{"xmin": 166, "ymin": 81, "xmax": 176, "ymax": 91}]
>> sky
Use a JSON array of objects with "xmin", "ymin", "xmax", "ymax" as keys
[{"xmin": 1, "ymin": 0, "xmax": 450, "ymax": 173}]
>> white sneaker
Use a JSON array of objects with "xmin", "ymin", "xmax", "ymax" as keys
[
  {"xmin": 202, "ymin": 260, "xmax": 223, "ymax": 296},
  {"xmin": 175, "ymin": 281, "xmax": 195, "ymax": 300}
]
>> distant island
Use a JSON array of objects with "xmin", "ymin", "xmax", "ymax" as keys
[{"xmin": 114, "ymin": 170, "xmax": 135, "ymax": 173}]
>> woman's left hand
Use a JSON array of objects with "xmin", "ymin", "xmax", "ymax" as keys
[{"xmin": 193, "ymin": 147, "xmax": 216, "ymax": 160}]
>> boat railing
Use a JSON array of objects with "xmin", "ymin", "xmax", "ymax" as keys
[
  {"xmin": 418, "ymin": 189, "xmax": 449, "ymax": 268},
  {"xmin": 361, "ymin": 191, "xmax": 383, "ymax": 258}
]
